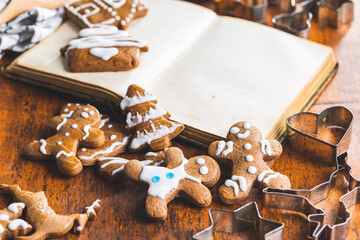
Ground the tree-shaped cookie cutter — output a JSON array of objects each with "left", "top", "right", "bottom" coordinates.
[{"left": 193, "top": 106, "right": 355, "bottom": 239}]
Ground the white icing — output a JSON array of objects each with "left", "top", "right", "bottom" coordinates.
[
  {"left": 0, "top": 214, "right": 9, "bottom": 221},
  {"left": 89, "top": 47, "right": 119, "bottom": 61},
  {"left": 145, "top": 152, "right": 157, "bottom": 157},
  {"left": 263, "top": 172, "right": 280, "bottom": 184},
  {"left": 232, "top": 175, "right": 248, "bottom": 192},
  {"left": 244, "top": 143, "right": 252, "bottom": 150},
  {"left": 79, "top": 26, "right": 118, "bottom": 37},
  {"left": 229, "top": 127, "right": 240, "bottom": 134},
  {"left": 76, "top": 103, "right": 80, "bottom": 106},
  {"left": 246, "top": 155, "right": 254, "bottom": 162},
  {"left": 79, "top": 136, "right": 130, "bottom": 160},
  {"left": 257, "top": 170, "right": 275, "bottom": 181},
  {"left": 56, "top": 151, "right": 75, "bottom": 158},
  {"left": 243, "top": 122, "right": 251, "bottom": 129},
  {"left": 67, "top": 103, "right": 71, "bottom": 106},
  {"left": 110, "top": 135, "right": 117, "bottom": 140},
  {"left": 40, "top": 209, "right": 45, "bottom": 213},
  {"left": 39, "top": 139, "right": 47, "bottom": 154},
  {"left": 0, "top": 224, "right": 4, "bottom": 233},
  {"left": 237, "top": 131, "right": 250, "bottom": 139},
  {"left": 215, "top": 140, "right": 226, "bottom": 155},
  {"left": 89, "top": 110, "right": 95, "bottom": 115},
  {"left": 120, "top": 91, "right": 156, "bottom": 110},
  {"left": 57, "top": 141, "right": 62, "bottom": 145},
  {"left": 85, "top": 199, "right": 101, "bottom": 214},
  {"left": 72, "top": 124, "right": 78, "bottom": 128},
  {"left": 81, "top": 148, "right": 86, "bottom": 151},
  {"left": 61, "top": 111, "right": 74, "bottom": 118},
  {"left": 126, "top": 105, "right": 167, "bottom": 129},
  {"left": 56, "top": 118, "right": 67, "bottom": 130},
  {"left": 112, "top": 166, "right": 125, "bottom": 175},
  {"left": 65, "top": 132, "right": 70, "bottom": 136},
  {"left": 84, "top": 108, "right": 89, "bottom": 111},
  {"left": 247, "top": 166, "right": 257, "bottom": 174},
  {"left": 82, "top": 126, "right": 91, "bottom": 140},
  {"left": 225, "top": 179, "right": 239, "bottom": 196},
  {"left": 8, "top": 219, "right": 29, "bottom": 231},
  {"left": 108, "top": 124, "right": 113, "bottom": 128},
  {"left": 77, "top": 226, "right": 83, "bottom": 231},
  {"left": 81, "top": 112, "right": 89, "bottom": 118},
  {"left": 99, "top": 118, "right": 110, "bottom": 129},
  {"left": 64, "top": 108, "right": 69, "bottom": 112},
  {"left": 99, "top": 157, "right": 129, "bottom": 168},
  {"left": 67, "top": 28, "right": 146, "bottom": 56},
  {"left": 196, "top": 158, "right": 205, "bottom": 165},
  {"left": 199, "top": 166, "right": 208, "bottom": 175},
  {"left": 221, "top": 141, "right": 233, "bottom": 156},
  {"left": 8, "top": 203, "right": 25, "bottom": 213},
  {"left": 139, "top": 158, "right": 201, "bottom": 199},
  {"left": 130, "top": 122, "right": 182, "bottom": 150},
  {"left": 259, "top": 140, "right": 272, "bottom": 156}
]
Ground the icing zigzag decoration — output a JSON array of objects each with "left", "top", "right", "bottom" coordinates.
[
  {"left": 65, "top": 0, "right": 148, "bottom": 30},
  {"left": 121, "top": 84, "right": 185, "bottom": 152}
]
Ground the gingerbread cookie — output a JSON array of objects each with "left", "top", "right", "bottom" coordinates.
[
  {"left": 208, "top": 121, "right": 291, "bottom": 205},
  {"left": 0, "top": 184, "right": 101, "bottom": 240},
  {"left": 65, "top": 0, "right": 148, "bottom": 30},
  {"left": 23, "top": 105, "right": 105, "bottom": 176},
  {"left": 121, "top": 84, "right": 184, "bottom": 152},
  {"left": 60, "top": 26, "right": 148, "bottom": 72},
  {"left": 97, "top": 150, "right": 164, "bottom": 182},
  {"left": 124, "top": 147, "right": 220, "bottom": 221},
  {"left": 0, "top": 203, "right": 32, "bottom": 239},
  {"left": 78, "top": 114, "right": 130, "bottom": 166}
]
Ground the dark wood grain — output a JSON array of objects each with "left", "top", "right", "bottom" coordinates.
[{"left": 0, "top": 1, "right": 359, "bottom": 239}]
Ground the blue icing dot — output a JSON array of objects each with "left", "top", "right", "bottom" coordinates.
[
  {"left": 166, "top": 172, "right": 174, "bottom": 179},
  {"left": 152, "top": 176, "right": 160, "bottom": 183}
]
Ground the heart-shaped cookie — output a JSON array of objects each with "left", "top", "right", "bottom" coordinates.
[
  {"left": 286, "top": 106, "right": 353, "bottom": 165},
  {"left": 272, "top": 11, "right": 312, "bottom": 39}
]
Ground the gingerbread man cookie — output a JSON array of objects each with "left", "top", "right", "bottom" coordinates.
[
  {"left": 65, "top": 0, "right": 148, "bottom": 30},
  {"left": 121, "top": 84, "right": 184, "bottom": 152},
  {"left": 208, "top": 121, "right": 291, "bottom": 205},
  {"left": 0, "top": 203, "right": 32, "bottom": 240},
  {"left": 0, "top": 184, "right": 101, "bottom": 240},
  {"left": 124, "top": 147, "right": 220, "bottom": 221},
  {"left": 23, "top": 105, "right": 105, "bottom": 176},
  {"left": 98, "top": 150, "right": 164, "bottom": 183}
]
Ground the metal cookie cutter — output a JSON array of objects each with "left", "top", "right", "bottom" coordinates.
[
  {"left": 263, "top": 153, "right": 353, "bottom": 240},
  {"left": 277, "top": 0, "right": 317, "bottom": 13},
  {"left": 192, "top": 202, "right": 284, "bottom": 240},
  {"left": 317, "top": 0, "right": 354, "bottom": 28},
  {"left": 286, "top": 106, "right": 353, "bottom": 166},
  {"left": 233, "top": 0, "right": 267, "bottom": 23},
  {"left": 272, "top": 10, "right": 313, "bottom": 38}
]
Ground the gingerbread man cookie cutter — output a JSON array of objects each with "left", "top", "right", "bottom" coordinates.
[
  {"left": 192, "top": 202, "right": 284, "bottom": 240},
  {"left": 272, "top": 10, "right": 313, "bottom": 38},
  {"left": 316, "top": 0, "right": 354, "bottom": 28}
]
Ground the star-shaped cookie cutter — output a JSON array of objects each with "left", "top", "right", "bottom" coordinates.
[
  {"left": 192, "top": 202, "right": 284, "bottom": 240},
  {"left": 317, "top": 0, "right": 354, "bottom": 28}
]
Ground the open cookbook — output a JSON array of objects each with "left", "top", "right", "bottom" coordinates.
[{"left": 2, "top": 0, "right": 337, "bottom": 147}]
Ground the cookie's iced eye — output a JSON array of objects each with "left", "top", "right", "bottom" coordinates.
[
  {"left": 152, "top": 176, "right": 160, "bottom": 183},
  {"left": 166, "top": 172, "right": 174, "bottom": 179}
]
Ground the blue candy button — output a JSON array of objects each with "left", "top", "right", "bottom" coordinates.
[
  {"left": 166, "top": 172, "right": 174, "bottom": 179},
  {"left": 152, "top": 176, "right": 160, "bottom": 183}
]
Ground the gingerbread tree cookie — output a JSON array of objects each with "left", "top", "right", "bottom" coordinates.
[
  {"left": 124, "top": 147, "right": 220, "bottom": 221},
  {"left": 98, "top": 150, "right": 165, "bottom": 183},
  {"left": 23, "top": 105, "right": 105, "bottom": 176},
  {"left": 65, "top": 0, "right": 148, "bottom": 30},
  {"left": 208, "top": 121, "right": 291, "bottom": 205},
  {"left": 0, "top": 203, "right": 32, "bottom": 239},
  {"left": 121, "top": 84, "right": 184, "bottom": 152},
  {"left": 0, "top": 184, "right": 101, "bottom": 240}
]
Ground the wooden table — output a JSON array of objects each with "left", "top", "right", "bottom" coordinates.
[{"left": 0, "top": 1, "right": 359, "bottom": 239}]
